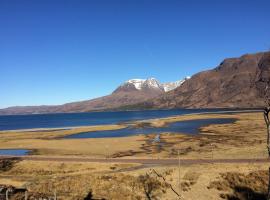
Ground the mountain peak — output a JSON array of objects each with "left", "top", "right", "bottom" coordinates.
[
  {"left": 125, "top": 79, "right": 146, "bottom": 90},
  {"left": 114, "top": 77, "right": 189, "bottom": 94},
  {"left": 143, "top": 78, "right": 163, "bottom": 90},
  {"left": 115, "top": 77, "right": 162, "bottom": 93}
]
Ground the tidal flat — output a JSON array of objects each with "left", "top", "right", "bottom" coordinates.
[{"left": 0, "top": 111, "right": 266, "bottom": 159}]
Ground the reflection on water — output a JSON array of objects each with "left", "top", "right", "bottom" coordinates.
[
  {"left": 65, "top": 118, "right": 235, "bottom": 139},
  {"left": 0, "top": 149, "right": 29, "bottom": 156}
]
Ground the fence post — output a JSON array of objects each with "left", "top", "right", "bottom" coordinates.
[
  {"left": 264, "top": 107, "right": 270, "bottom": 200},
  {"left": 24, "top": 190, "right": 28, "bottom": 200},
  {"left": 178, "top": 148, "right": 181, "bottom": 200},
  {"left": 54, "top": 189, "right": 57, "bottom": 200},
  {"left": 5, "top": 189, "right": 8, "bottom": 200}
]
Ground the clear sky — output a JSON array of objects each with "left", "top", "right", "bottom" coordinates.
[{"left": 0, "top": 0, "right": 269, "bottom": 108}]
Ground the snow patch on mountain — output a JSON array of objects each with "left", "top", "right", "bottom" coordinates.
[
  {"left": 121, "top": 77, "right": 190, "bottom": 92},
  {"left": 142, "top": 78, "right": 163, "bottom": 90},
  {"left": 162, "top": 76, "right": 190, "bottom": 92},
  {"left": 125, "top": 79, "right": 146, "bottom": 90}
]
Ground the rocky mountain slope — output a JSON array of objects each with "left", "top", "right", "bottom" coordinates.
[
  {"left": 132, "top": 51, "right": 270, "bottom": 109},
  {"left": 0, "top": 78, "right": 188, "bottom": 115}
]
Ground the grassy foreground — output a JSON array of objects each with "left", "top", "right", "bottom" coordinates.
[
  {"left": 0, "top": 111, "right": 269, "bottom": 199},
  {"left": 0, "top": 159, "right": 268, "bottom": 200}
]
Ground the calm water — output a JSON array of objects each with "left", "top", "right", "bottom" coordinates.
[
  {"left": 65, "top": 118, "right": 235, "bottom": 138},
  {"left": 0, "top": 108, "right": 251, "bottom": 131},
  {"left": 0, "top": 149, "right": 29, "bottom": 156}
]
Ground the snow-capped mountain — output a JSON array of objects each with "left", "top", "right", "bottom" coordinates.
[
  {"left": 120, "top": 78, "right": 163, "bottom": 91},
  {"left": 116, "top": 77, "right": 190, "bottom": 93},
  {"left": 115, "top": 78, "right": 163, "bottom": 93},
  {"left": 142, "top": 78, "right": 164, "bottom": 90},
  {"left": 0, "top": 76, "right": 190, "bottom": 115},
  {"left": 125, "top": 79, "right": 146, "bottom": 90}
]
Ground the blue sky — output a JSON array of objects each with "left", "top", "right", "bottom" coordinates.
[{"left": 0, "top": 0, "right": 269, "bottom": 108}]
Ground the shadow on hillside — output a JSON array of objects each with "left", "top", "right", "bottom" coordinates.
[
  {"left": 209, "top": 170, "right": 268, "bottom": 200},
  {"left": 225, "top": 186, "right": 267, "bottom": 200},
  {"left": 0, "top": 157, "right": 21, "bottom": 172},
  {"left": 84, "top": 191, "right": 106, "bottom": 200}
]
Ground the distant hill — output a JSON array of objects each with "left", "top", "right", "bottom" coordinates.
[
  {"left": 0, "top": 77, "right": 188, "bottom": 115},
  {"left": 130, "top": 51, "right": 270, "bottom": 109}
]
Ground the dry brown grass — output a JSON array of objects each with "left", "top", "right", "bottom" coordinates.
[
  {"left": 0, "top": 159, "right": 269, "bottom": 200},
  {"left": 0, "top": 160, "right": 166, "bottom": 200},
  {"left": 209, "top": 170, "right": 268, "bottom": 200}
]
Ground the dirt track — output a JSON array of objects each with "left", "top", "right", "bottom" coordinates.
[{"left": 1, "top": 155, "right": 269, "bottom": 166}]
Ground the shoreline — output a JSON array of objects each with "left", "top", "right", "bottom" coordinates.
[
  {"left": 0, "top": 109, "right": 260, "bottom": 132},
  {"left": 0, "top": 112, "right": 240, "bottom": 140}
]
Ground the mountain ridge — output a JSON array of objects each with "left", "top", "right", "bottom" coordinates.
[
  {"left": 0, "top": 77, "right": 188, "bottom": 115},
  {"left": 128, "top": 51, "right": 270, "bottom": 109}
]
